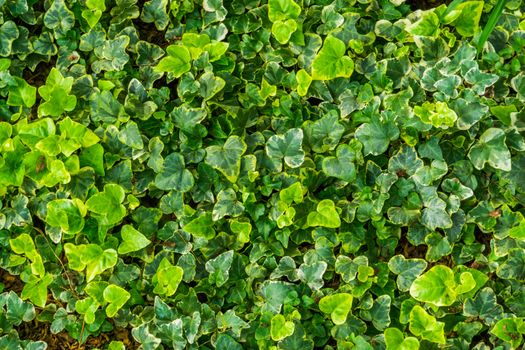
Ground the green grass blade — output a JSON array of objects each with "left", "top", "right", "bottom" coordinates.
[{"left": 477, "top": 0, "right": 506, "bottom": 54}]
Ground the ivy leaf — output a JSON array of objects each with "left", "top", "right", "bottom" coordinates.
[
  {"left": 322, "top": 144, "right": 359, "bottom": 182},
  {"left": 64, "top": 243, "right": 118, "bottom": 282},
  {"left": 206, "top": 135, "right": 247, "bottom": 182},
  {"left": 497, "top": 248, "right": 525, "bottom": 282},
  {"left": 306, "top": 199, "right": 341, "bottom": 228},
  {"left": 319, "top": 293, "right": 353, "bottom": 325},
  {"left": 270, "top": 314, "right": 295, "bottom": 341},
  {"left": 468, "top": 128, "right": 511, "bottom": 171},
  {"left": 384, "top": 328, "right": 420, "bottom": 350},
  {"left": 92, "top": 36, "right": 130, "bottom": 73},
  {"left": 311, "top": 36, "right": 354, "bottom": 80},
  {"left": 0, "top": 21, "right": 19, "bottom": 57},
  {"left": 37, "top": 68, "right": 77, "bottom": 117},
  {"left": 141, "top": 0, "right": 169, "bottom": 31},
  {"left": 268, "top": 0, "right": 301, "bottom": 22},
  {"left": 3, "top": 291, "right": 35, "bottom": 326},
  {"left": 155, "top": 45, "right": 191, "bottom": 77},
  {"left": 409, "top": 265, "right": 457, "bottom": 306},
  {"left": 43, "top": 0, "right": 75, "bottom": 32},
  {"left": 296, "top": 69, "right": 312, "bottom": 96},
  {"left": 388, "top": 255, "right": 427, "bottom": 292},
  {"left": 118, "top": 225, "right": 151, "bottom": 254},
  {"left": 46, "top": 199, "right": 85, "bottom": 235},
  {"left": 272, "top": 19, "right": 297, "bottom": 44},
  {"left": 184, "top": 213, "right": 215, "bottom": 240},
  {"left": 7, "top": 77, "right": 36, "bottom": 108},
  {"left": 212, "top": 188, "right": 244, "bottom": 221},
  {"left": 266, "top": 128, "right": 305, "bottom": 168},
  {"left": 86, "top": 184, "right": 127, "bottom": 226},
  {"left": 414, "top": 101, "right": 457, "bottom": 129},
  {"left": 205, "top": 250, "right": 234, "bottom": 287},
  {"left": 409, "top": 305, "right": 445, "bottom": 344},
  {"left": 154, "top": 153, "right": 194, "bottom": 192},
  {"left": 463, "top": 287, "right": 504, "bottom": 325},
  {"left": 356, "top": 114, "right": 399, "bottom": 156},
  {"left": 152, "top": 258, "right": 184, "bottom": 297},
  {"left": 490, "top": 318, "right": 524, "bottom": 349},
  {"left": 103, "top": 284, "right": 130, "bottom": 318}
]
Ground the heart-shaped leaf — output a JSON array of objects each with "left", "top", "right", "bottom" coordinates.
[
  {"left": 388, "top": 255, "right": 428, "bottom": 292},
  {"left": 311, "top": 36, "right": 354, "bottom": 80},
  {"left": 410, "top": 265, "right": 457, "bottom": 306},
  {"left": 306, "top": 199, "right": 341, "bottom": 228},
  {"left": 468, "top": 128, "right": 511, "bottom": 171},
  {"left": 266, "top": 128, "right": 305, "bottom": 169},
  {"left": 270, "top": 314, "right": 295, "bottom": 341},
  {"left": 206, "top": 135, "right": 247, "bottom": 182},
  {"left": 118, "top": 225, "right": 151, "bottom": 254},
  {"left": 319, "top": 293, "right": 353, "bottom": 325},
  {"left": 409, "top": 305, "right": 445, "bottom": 344},
  {"left": 103, "top": 284, "right": 130, "bottom": 317},
  {"left": 154, "top": 153, "right": 194, "bottom": 192}
]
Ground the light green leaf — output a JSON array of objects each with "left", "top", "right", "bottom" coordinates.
[
  {"left": 388, "top": 255, "right": 427, "bottom": 292},
  {"left": 311, "top": 36, "right": 353, "bottom": 80},
  {"left": 86, "top": 184, "right": 126, "bottom": 226},
  {"left": 270, "top": 314, "right": 295, "bottom": 341},
  {"left": 153, "top": 258, "right": 184, "bottom": 297},
  {"left": 46, "top": 199, "right": 85, "bottom": 235},
  {"left": 184, "top": 213, "right": 215, "bottom": 240},
  {"left": 414, "top": 101, "right": 457, "bottom": 129},
  {"left": 7, "top": 77, "right": 36, "bottom": 108},
  {"left": 307, "top": 199, "right": 341, "bottom": 228},
  {"left": 409, "top": 305, "right": 445, "bottom": 344},
  {"left": 155, "top": 153, "right": 194, "bottom": 192},
  {"left": 205, "top": 135, "right": 247, "bottom": 182},
  {"left": 118, "top": 225, "right": 151, "bottom": 254},
  {"left": 155, "top": 45, "right": 191, "bottom": 77},
  {"left": 272, "top": 19, "right": 297, "bottom": 44},
  {"left": 205, "top": 250, "right": 234, "bottom": 287},
  {"left": 356, "top": 114, "right": 399, "bottom": 156},
  {"left": 385, "top": 328, "right": 420, "bottom": 350},
  {"left": 212, "top": 188, "right": 244, "bottom": 221},
  {"left": 64, "top": 243, "right": 118, "bottom": 282},
  {"left": 103, "top": 284, "right": 130, "bottom": 317},
  {"left": 490, "top": 318, "right": 524, "bottom": 348},
  {"left": 268, "top": 0, "right": 301, "bottom": 22},
  {"left": 266, "top": 128, "right": 305, "bottom": 168},
  {"left": 468, "top": 128, "right": 511, "bottom": 171},
  {"left": 296, "top": 69, "right": 312, "bottom": 96},
  {"left": 44, "top": 0, "right": 75, "bottom": 32},
  {"left": 409, "top": 265, "right": 457, "bottom": 306},
  {"left": 319, "top": 293, "right": 353, "bottom": 325}
]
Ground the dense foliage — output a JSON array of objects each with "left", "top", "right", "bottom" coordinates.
[{"left": 1, "top": 0, "right": 525, "bottom": 349}]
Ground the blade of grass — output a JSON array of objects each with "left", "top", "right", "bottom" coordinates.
[{"left": 477, "top": 0, "right": 506, "bottom": 54}]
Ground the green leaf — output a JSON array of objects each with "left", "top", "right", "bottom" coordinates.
[
  {"left": 268, "top": 0, "right": 301, "bottom": 22},
  {"left": 21, "top": 274, "right": 53, "bottom": 308},
  {"left": 296, "top": 69, "right": 312, "bottom": 96},
  {"left": 155, "top": 45, "right": 191, "bottom": 77},
  {"left": 92, "top": 36, "right": 130, "bottom": 73},
  {"left": 37, "top": 68, "right": 77, "bottom": 117},
  {"left": 9, "top": 233, "right": 35, "bottom": 255},
  {"left": 491, "top": 318, "right": 524, "bottom": 348},
  {"left": 86, "top": 184, "right": 127, "bottom": 226},
  {"left": 154, "top": 153, "right": 194, "bottom": 192},
  {"left": 43, "top": 0, "right": 75, "bottom": 32},
  {"left": 408, "top": 10, "right": 440, "bottom": 37},
  {"left": 463, "top": 287, "right": 504, "bottom": 325},
  {"left": 152, "top": 258, "right": 184, "bottom": 297},
  {"left": 64, "top": 243, "right": 118, "bottom": 282},
  {"left": 388, "top": 255, "right": 427, "bottom": 292},
  {"left": 319, "top": 293, "right": 353, "bottom": 325},
  {"left": 46, "top": 199, "right": 85, "bottom": 235},
  {"left": 409, "top": 305, "right": 445, "bottom": 344},
  {"left": 118, "top": 225, "right": 151, "bottom": 254},
  {"left": 3, "top": 291, "right": 35, "bottom": 326},
  {"left": 205, "top": 135, "right": 247, "bottom": 182},
  {"left": 266, "top": 128, "right": 305, "bottom": 168},
  {"left": 272, "top": 19, "right": 297, "bottom": 44},
  {"left": 212, "top": 188, "right": 244, "bottom": 221},
  {"left": 497, "top": 248, "right": 525, "bottom": 282},
  {"left": 355, "top": 114, "right": 399, "bottom": 156},
  {"left": 103, "top": 284, "right": 130, "bottom": 317},
  {"left": 384, "top": 328, "right": 420, "bottom": 350},
  {"left": 409, "top": 265, "right": 457, "bottom": 306},
  {"left": 270, "top": 314, "right": 295, "bottom": 341},
  {"left": 306, "top": 199, "right": 341, "bottom": 228},
  {"left": 0, "top": 21, "right": 19, "bottom": 57},
  {"left": 414, "top": 101, "right": 457, "bottom": 129},
  {"left": 311, "top": 36, "right": 354, "bottom": 80},
  {"left": 446, "top": 1, "right": 483, "bottom": 37},
  {"left": 322, "top": 144, "right": 359, "bottom": 182},
  {"left": 205, "top": 250, "right": 234, "bottom": 287},
  {"left": 7, "top": 77, "right": 36, "bottom": 108},
  {"left": 468, "top": 128, "right": 511, "bottom": 171},
  {"left": 184, "top": 213, "right": 215, "bottom": 240},
  {"left": 141, "top": 0, "right": 169, "bottom": 31}
]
